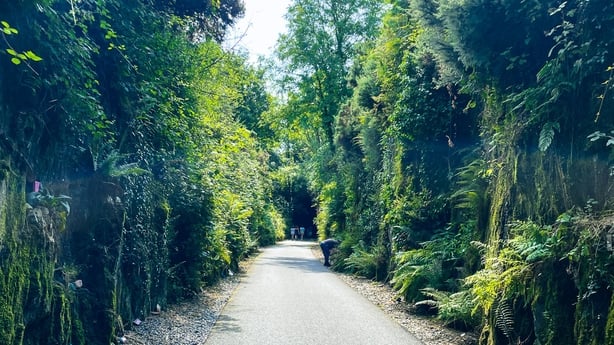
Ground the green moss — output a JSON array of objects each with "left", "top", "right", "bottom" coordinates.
[
  {"left": 0, "top": 172, "right": 28, "bottom": 345},
  {"left": 604, "top": 296, "right": 614, "bottom": 345},
  {"left": 485, "top": 150, "right": 515, "bottom": 254},
  {"left": 0, "top": 181, "right": 6, "bottom": 242},
  {"left": 541, "top": 264, "right": 576, "bottom": 345},
  {"left": 473, "top": 77, "right": 614, "bottom": 344},
  {"left": 0, "top": 163, "right": 81, "bottom": 345},
  {"left": 0, "top": 303, "right": 16, "bottom": 342}
]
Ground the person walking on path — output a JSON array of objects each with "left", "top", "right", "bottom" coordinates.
[
  {"left": 319, "top": 238, "right": 339, "bottom": 267},
  {"left": 299, "top": 226, "right": 305, "bottom": 240}
]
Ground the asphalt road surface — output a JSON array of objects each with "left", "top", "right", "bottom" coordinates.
[{"left": 205, "top": 240, "right": 423, "bottom": 345}]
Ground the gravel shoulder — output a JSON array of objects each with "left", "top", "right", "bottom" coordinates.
[
  {"left": 125, "top": 245, "right": 477, "bottom": 345},
  {"left": 334, "top": 273, "right": 477, "bottom": 345}
]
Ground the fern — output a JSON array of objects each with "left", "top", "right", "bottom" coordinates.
[
  {"left": 27, "top": 188, "right": 72, "bottom": 216},
  {"left": 494, "top": 298, "right": 515, "bottom": 340},
  {"left": 466, "top": 245, "right": 532, "bottom": 317},
  {"left": 344, "top": 242, "right": 380, "bottom": 279},
  {"left": 465, "top": 221, "right": 563, "bottom": 341},
  {"left": 538, "top": 122, "right": 560, "bottom": 152},
  {"left": 419, "top": 288, "right": 478, "bottom": 329},
  {"left": 451, "top": 157, "right": 490, "bottom": 213},
  {"left": 96, "top": 151, "right": 151, "bottom": 177},
  {"left": 391, "top": 249, "right": 431, "bottom": 301},
  {"left": 507, "top": 221, "right": 557, "bottom": 263}
]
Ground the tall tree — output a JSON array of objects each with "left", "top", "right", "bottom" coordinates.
[
  {"left": 276, "top": 0, "right": 382, "bottom": 144},
  {"left": 151, "top": 0, "right": 245, "bottom": 41}
]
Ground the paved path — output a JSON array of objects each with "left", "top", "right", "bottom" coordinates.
[{"left": 205, "top": 240, "right": 423, "bottom": 345}]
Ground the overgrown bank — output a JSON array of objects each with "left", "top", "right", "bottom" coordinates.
[
  {"left": 0, "top": 1, "right": 285, "bottom": 344},
  {"left": 271, "top": 1, "right": 614, "bottom": 345}
]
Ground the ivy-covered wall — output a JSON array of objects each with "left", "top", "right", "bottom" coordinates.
[{"left": 0, "top": 0, "right": 282, "bottom": 343}]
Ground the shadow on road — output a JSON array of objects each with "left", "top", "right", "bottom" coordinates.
[
  {"left": 208, "top": 314, "right": 242, "bottom": 333},
  {"left": 263, "top": 256, "right": 328, "bottom": 274}
]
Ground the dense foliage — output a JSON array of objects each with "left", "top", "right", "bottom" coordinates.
[
  {"left": 273, "top": 0, "right": 614, "bottom": 344},
  {"left": 0, "top": 0, "right": 285, "bottom": 344},
  {"left": 2, "top": 0, "right": 614, "bottom": 344}
]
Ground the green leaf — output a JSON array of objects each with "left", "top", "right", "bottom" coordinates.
[
  {"left": 1, "top": 22, "right": 17, "bottom": 34},
  {"left": 6, "top": 48, "right": 17, "bottom": 56},
  {"left": 104, "top": 30, "right": 117, "bottom": 39},
  {"left": 25, "top": 50, "right": 42, "bottom": 61},
  {"left": 10, "top": 57, "right": 21, "bottom": 65},
  {"left": 538, "top": 122, "right": 560, "bottom": 152}
]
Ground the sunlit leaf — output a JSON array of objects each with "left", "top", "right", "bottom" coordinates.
[{"left": 25, "top": 50, "right": 43, "bottom": 61}]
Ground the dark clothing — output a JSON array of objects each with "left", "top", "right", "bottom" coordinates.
[{"left": 320, "top": 239, "right": 339, "bottom": 266}]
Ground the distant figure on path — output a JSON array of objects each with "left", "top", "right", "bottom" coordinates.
[
  {"left": 299, "top": 226, "right": 305, "bottom": 240},
  {"left": 319, "top": 238, "right": 340, "bottom": 267},
  {"left": 290, "top": 227, "right": 297, "bottom": 240}
]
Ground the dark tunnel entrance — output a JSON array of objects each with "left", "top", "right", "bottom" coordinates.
[{"left": 284, "top": 175, "right": 318, "bottom": 240}]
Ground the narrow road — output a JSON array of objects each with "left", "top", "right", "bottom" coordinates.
[{"left": 205, "top": 240, "right": 423, "bottom": 345}]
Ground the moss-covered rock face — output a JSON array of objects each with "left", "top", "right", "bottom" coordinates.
[
  {"left": 0, "top": 163, "right": 61, "bottom": 344},
  {"left": 0, "top": 158, "right": 88, "bottom": 345},
  {"left": 47, "top": 175, "right": 172, "bottom": 345},
  {"left": 0, "top": 164, "right": 28, "bottom": 345},
  {"left": 0, "top": 158, "right": 207, "bottom": 345}
]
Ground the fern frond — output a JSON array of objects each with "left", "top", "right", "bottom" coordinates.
[
  {"left": 96, "top": 151, "right": 151, "bottom": 177},
  {"left": 344, "top": 245, "right": 377, "bottom": 278},
  {"left": 109, "top": 163, "right": 151, "bottom": 177},
  {"left": 494, "top": 298, "right": 515, "bottom": 339},
  {"left": 538, "top": 122, "right": 560, "bottom": 152},
  {"left": 420, "top": 288, "right": 478, "bottom": 328}
]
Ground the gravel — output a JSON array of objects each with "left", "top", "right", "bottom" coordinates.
[
  {"left": 124, "top": 276, "right": 241, "bottom": 345},
  {"left": 125, "top": 247, "right": 478, "bottom": 345},
  {"left": 334, "top": 274, "right": 477, "bottom": 345}
]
